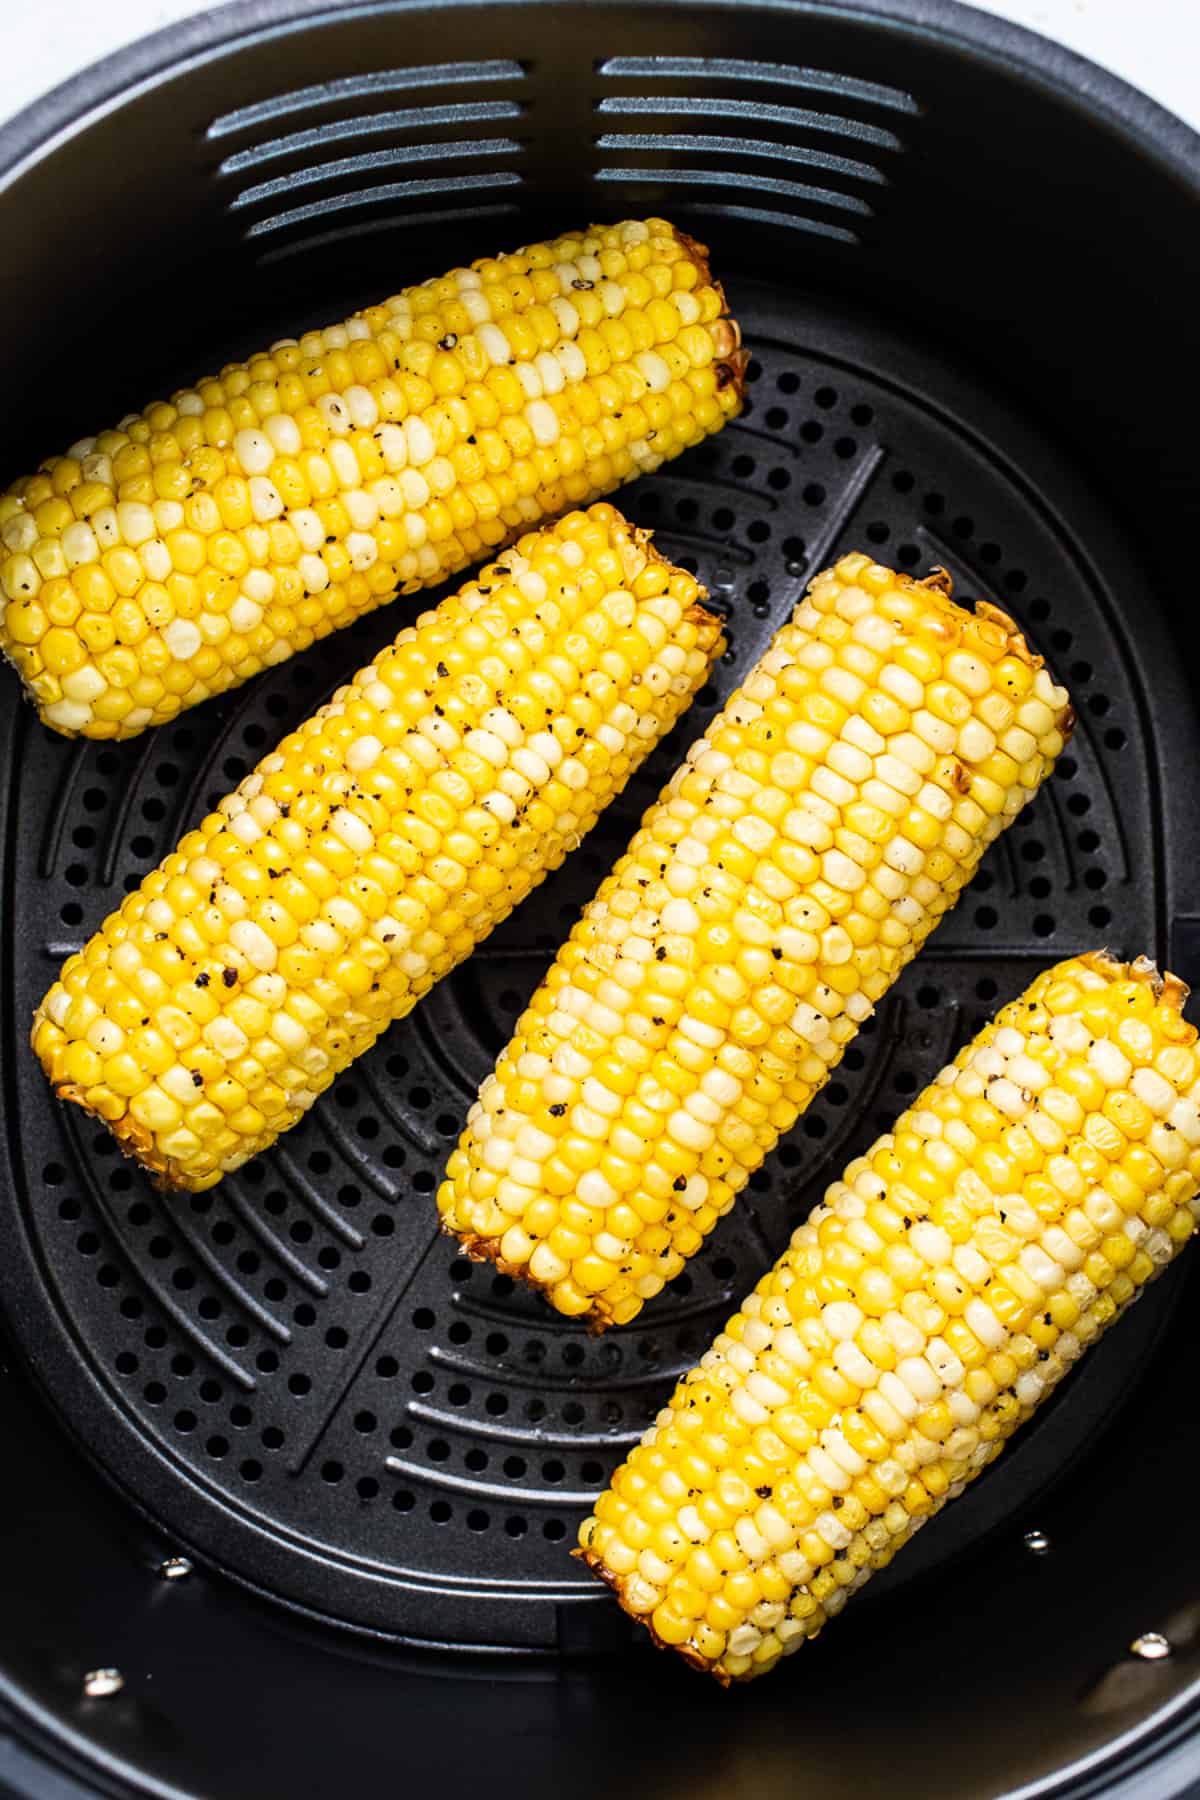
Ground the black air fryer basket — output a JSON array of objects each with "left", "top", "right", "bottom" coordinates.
[{"left": 1, "top": 1, "right": 1199, "bottom": 1794}]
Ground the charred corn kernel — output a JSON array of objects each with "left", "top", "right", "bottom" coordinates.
[
  {"left": 578, "top": 953, "right": 1200, "bottom": 1682},
  {"left": 2, "top": 221, "right": 744, "bottom": 739},
  {"left": 440, "top": 557, "right": 1073, "bottom": 1325},
  {"left": 31, "top": 508, "right": 721, "bottom": 1188}
]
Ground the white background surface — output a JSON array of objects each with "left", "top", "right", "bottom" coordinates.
[{"left": 0, "top": 0, "right": 1197, "bottom": 138}]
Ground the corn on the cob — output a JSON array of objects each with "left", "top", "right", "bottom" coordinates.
[
  {"left": 31, "top": 506, "right": 722, "bottom": 1190},
  {"left": 0, "top": 219, "right": 743, "bottom": 741},
  {"left": 438, "top": 554, "right": 1073, "bottom": 1325},
  {"left": 578, "top": 952, "right": 1200, "bottom": 1682}
]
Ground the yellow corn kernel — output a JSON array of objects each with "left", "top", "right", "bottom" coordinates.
[
  {"left": 1, "top": 221, "right": 744, "bottom": 739},
  {"left": 440, "top": 555, "right": 1073, "bottom": 1326},
  {"left": 32, "top": 507, "right": 721, "bottom": 1188},
  {"left": 577, "top": 952, "right": 1200, "bottom": 1683}
]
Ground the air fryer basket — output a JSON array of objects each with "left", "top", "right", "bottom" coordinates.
[{"left": 1, "top": 1, "right": 1199, "bottom": 1794}]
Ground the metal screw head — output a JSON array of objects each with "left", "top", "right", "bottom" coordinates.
[
  {"left": 1130, "top": 1633, "right": 1171, "bottom": 1661},
  {"left": 1023, "top": 1529, "right": 1052, "bottom": 1555},
  {"left": 158, "top": 1556, "right": 193, "bottom": 1581},
  {"left": 83, "top": 1668, "right": 124, "bottom": 1699}
]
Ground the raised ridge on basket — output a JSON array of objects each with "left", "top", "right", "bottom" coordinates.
[
  {"left": 228, "top": 139, "right": 525, "bottom": 213},
  {"left": 593, "top": 61, "right": 912, "bottom": 246},
  {"left": 217, "top": 100, "right": 523, "bottom": 177},
  {"left": 243, "top": 171, "right": 524, "bottom": 240},
  {"left": 596, "top": 129, "right": 887, "bottom": 187},
  {"left": 593, "top": 165, "right": 873, "bottom": 219},
  {"left": 207, "top": 59, "right": 527, "bottom": 138},
  {"left": 596, "top": 91, "right": 906, "bottom": 152},
  {"left": 596, "top": 54, "right": 919, "bottom": 115},
  {"left": 592, "top": 182, "right": 864, "bottom": 247}
]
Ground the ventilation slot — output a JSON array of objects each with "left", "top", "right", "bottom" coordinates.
[
  {"left": 208, "top": 61, "right": 527, "bottom": 138},
  {"left": 210, "top": 61, "right": 527, "bottom": 253},
  {"left": 594, "top": 56, "right": 916, "bottom": 245}
]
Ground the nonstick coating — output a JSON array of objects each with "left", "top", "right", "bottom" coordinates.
[
  {"left": 0, "top": 279, "right": 1191, "bottom": 1650},
  {"left": 1, "top": 2, "right": 1199, "bottom": 1797}
]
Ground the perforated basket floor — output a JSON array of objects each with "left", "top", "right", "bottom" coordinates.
[{"left": 1, "top": 281, "right": 1196, "bottom": 1652}]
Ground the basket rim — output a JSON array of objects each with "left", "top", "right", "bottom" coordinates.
[
  {"left": 0, "top": 3, "right": 1198, "bottom": 1798},
  {"left": 0, "top": 0, "right": 1197, "bottom": 197}
]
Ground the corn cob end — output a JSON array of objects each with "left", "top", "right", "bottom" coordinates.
[
  {"left": 670, "top": 227, "right": 749, "bottom": 403},
  {"left": 573, "top": 1541, "right": 734, "bottom": 1680},
  {"left": 1079, "top": 947, "right": 1190, "bottom": 1011},
  {"left": 914, "top": 572, "right": 1075, "bottom": 743},
  {"left": 47, "top": 1074, "right": 216, "bottom": 1191},
  {"left": 443, "top": 1220, "right": 626, "bottom": 1329}
]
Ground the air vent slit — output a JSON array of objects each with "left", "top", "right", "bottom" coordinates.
[
  {"left": 230, "top": 141, "right": 525, "bottom": 211},
  {"left": 595, "top": 130, "right": 887, "bottom": 186},
  {"left": 254, "top": 203, "right": 522, "bottom": 266},
  {"left": 209, "top": 61, "right": 527, "bottom": 139},
  {"left": 594, "top": 164, "right": 871, "bottom": 218},
  {"left": 596, "top": 94, "right": 904, "bottom": 152},
  {"left": 218, "top": 101, "right": 523, "bottom": 175},
  {"left": 246, "top": 172, "right": 522, "bottom": 240},
  {"left": 595, "top": 55, "right": 919, "bottom": 115},
  {"left": 591, "top": 191, "right": 862, "bottom": 247}
]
